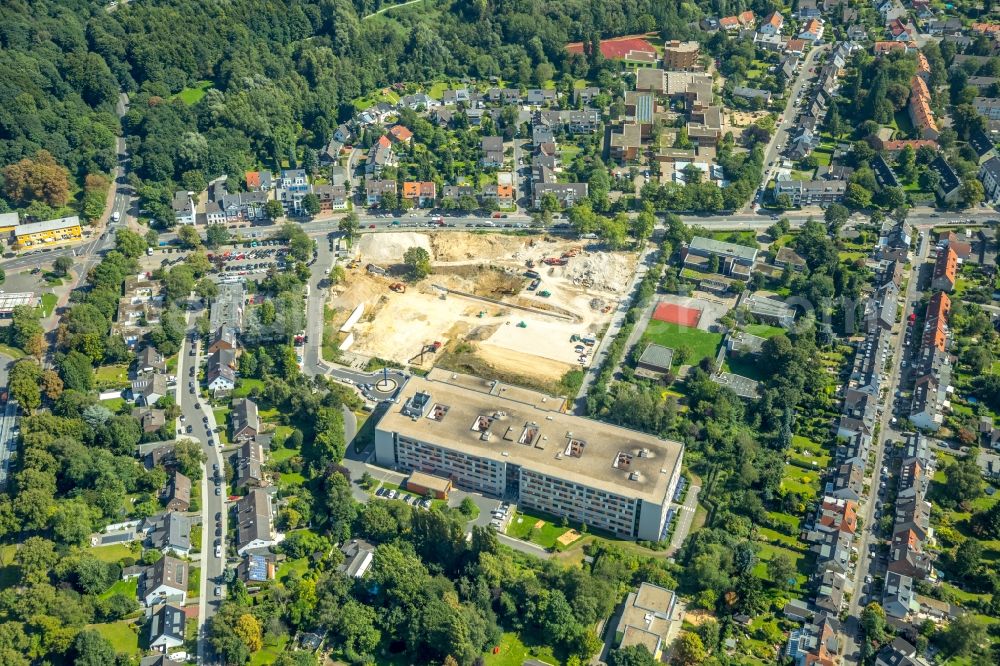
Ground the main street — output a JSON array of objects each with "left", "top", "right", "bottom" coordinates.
[
  {"left": 177, "top": 313, "right": 227, "bottom": 666},
  {"left": 843, "top": 231, "right": 930, "bottom": 661}
]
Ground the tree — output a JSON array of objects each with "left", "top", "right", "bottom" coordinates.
[
  {"left": 959, "top": 179, "right": 985, "bottom": 208},
  {"left": 52, "top": 255, "right": 73, "bottom": 277},
  {"left": 70, "top": 629, "right": 116, "bottom": 666},
  {"left": 845, "top": 183, "right": 872, "bottom": 209},
  {"left": 939, "top": 614, "right": 988, "bottom": 658},
  {"left": 177, "top": 224, "right": 202, "bottom": 249},
  {"left": 608, "top": 645, "right": 656, "bottom": 666},
  {"left": 234, "top": 613, "right": 263, "bottom": 652},
  {"left": 941, "top": 455, "right": 984, "bottom": 507},
  {"left": 403, "top": 246, "right": 432, "bottom": 280},
  {"left": 671, "top": 632, "right": 706, "bottom": 666},
  {"left": 339, "top": 211, "right": 360, "bottom": 238},
  {"left": 302, "top": 192, "right": 321, "bottom": 217},
  {"left": 861, "top": 602, "right": 889, "bottom": 644},
  {"left": 9, "top": 360, "right": 42, "bottom": 413},
  {"left": 41, "top": 369, "right": 63, "bottom": 401},
  {"left": 2, "top": 150, "right": 70, "bottom": 207},
  {"left": 824, "top": 203, "right": 850, "bottom": 233},
  {"left": 115, "top": 229, "right": 147, "bottom": 259},
  {"left": 919, "top": 168, "right": 941, "bottom": 192},
  {"left": 265, "top": 200, "right": 285, "bottom": 221},
  {"left": 205, "top": 224, "right": 230, "bottom": 249},
  {"left": 897, "top": 145, "right": 917, "bottom": 180},
  {"left": 971, "top": 501, "right": 1000, "bottom": 539},
  {"left": 766, "top": 552, "right": 795, "bottom": 589},
  {"left": 952, "top": 538, "right": 984, "bottom": 580}
]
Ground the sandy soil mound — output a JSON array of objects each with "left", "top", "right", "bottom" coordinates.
[
  {"left": 357, "top": 232, "right": 432, "bottom": 264},
  {"left": 430, "top": 232, "right": 532, "bottom": 262},
  {"left": 564, "top": 252, "right": 635, "bottom": 293}
]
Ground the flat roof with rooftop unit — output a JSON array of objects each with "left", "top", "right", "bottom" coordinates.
[{"left": 375, "top": 373, "right": 684, "bottom": 540}]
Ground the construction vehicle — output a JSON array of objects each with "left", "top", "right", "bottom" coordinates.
[
  {"left": 528, "top": 278, "right": 541, "bottom": 291},
  {"left": 408, "top": 341, "right": 443, "bottom": 365},
  {"left": 538, "top": 290, "right": 551, "bottom": 297},
  {"left": 477, "top": 310, "right": 486, "bottom": 318},
  {"left": 542, "top": 257, "right": 567, "bottom": 266},
  {"left": 389, "top": 283, "right": 406, "bottom": 293},
  {"left": 524, "top": 269, "right": 540, "bottom": 279},
  {"left": 570, "top": 334, "right": 580, "bottom": 342},
  {"left": 517, "top": 321, "right": 527, "bottom": 328}
]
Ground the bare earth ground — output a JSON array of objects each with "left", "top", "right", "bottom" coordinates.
[{"left": 329, "top": 232, "right": 638, "bottom": 387}]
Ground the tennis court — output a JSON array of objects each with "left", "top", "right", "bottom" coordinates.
[{"left": 653, "top": 302, "right": 703, "bottom": 328}]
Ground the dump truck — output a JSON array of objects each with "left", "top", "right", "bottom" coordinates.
[
  {"left": 524, "top": 269, "right": 541, "bottom": 279},
  {"left": 389, "top": 283, "right": 406, "bottom": 293},
  {"left": 528, "top": 278, "right": 541, "bottom": 291},
  {"left": 542, "top": 257, "right": 567, "bottom": 266},
  {"left": 538, "top": 290, "right": 551, "bottom": 297}
]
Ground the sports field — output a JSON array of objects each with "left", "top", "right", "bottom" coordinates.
[{"left": 640, "top": 320, "right": 722, "bottom": 367}]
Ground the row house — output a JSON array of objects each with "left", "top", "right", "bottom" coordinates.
[
  {"left": 402, "top": 181, "right": 436, "bottom": 207},
  {"left": 366, "top": 179, "right": 397, "bottom": 206}
]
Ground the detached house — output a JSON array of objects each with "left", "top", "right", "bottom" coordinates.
[
  {"left": 137, "top": 346, "right": 166, "bottom": 374},
  {"left": 481, "top": 136, "right": 504, "bottom": 168},
  {"left": 172, "top": 191, "right": 195, "bottom": 226},
  {"left": 366, "top": 135, "right": 395, "bottom": 176},
  {"left": 142, "top": 555, "right": 188, "bottom": 607},
  {"left": 131, "top": 373, "right": 167, "bottom": 407},
  {"left": 164, "top": 471, "right": 191, "bottom": 512},
  {"left": 402, "top": 181, "right": 436, "bottom": 207},
  {"left": 149, "top": 604, "right": 186, "bottom": 651},
  {"left": 759, "top": 12, "right": 783, "bottom": 36},
  {"left": 232, "top": 398, "right": 260, "bottom": 443},
  {"left": 235, "top": 488, "right": 278, "bottom": 555},
  {"left": 366, "top": 179, "right": 397, "bottom": 206}
]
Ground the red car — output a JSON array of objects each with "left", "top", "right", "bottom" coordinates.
[{"left": 369, "top": 224, "right": 376, "bottom": 228}]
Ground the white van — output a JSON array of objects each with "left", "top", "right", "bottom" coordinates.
[{"left": 215, "top": 545, "right": 222, "bottom": 559}]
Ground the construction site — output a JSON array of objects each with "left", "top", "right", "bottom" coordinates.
[{"left": 328, "top": 231, "right": 639, "bottom": 393}]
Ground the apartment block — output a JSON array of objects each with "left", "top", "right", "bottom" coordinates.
[
  {"left": 373, "top": 374, "right": 684, "bottom": 541},
  {"left": 662, "top": 41, "right": 700, "bottom": 70},
  {"left": 13, "top": 215, "right": 83, "bottom": 250}
]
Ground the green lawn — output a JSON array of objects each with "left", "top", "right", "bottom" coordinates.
[
  {"left": 89, "top": 543, "right": 138, "bottom": 563},
  {"left": 100, "top": 578, "right": 139, "bottom": 601},
  {"left": 278, "top": 556, "right": 310, "bottom": 582},
  {"left": 754, "top": 542, "right": 812, "bottom": 589},
  {"left": 505, "top": 509, "right": 571, "bottom": 549},
  {"left": 101, "top": 397, "right": 126, "bottom": 413},
  {"left": 89, "top": 621, "right": 141, "bottom": 656},
  {"left": 40, "top": 292, "right": 57, "bottom": 317},
  {"left": 746, "top": 324, "right": 785, "bottom": 338},
  {"left": 233, "top": 378, "right": 264, "bottom": 398},
  {"left": 250, "top": 635, "right": 290, "bottom": 665},
  {"left": 781, "top": 464, "right": 821, "bottom": 500},
  {"left": 269, "top": 446, "right": 299, "bottom": 465},
  {"left": 428, "top": 81, "right": 449, "bottom": 100},
  {"left": 482, "top": 631, "right": 559, "bottom": 666},
  {"left": 723, "top": 354, "right": 768, "bottom": 381},
  {"left": 766, "top": 510, "right": 801, "bottom": 532},
  {"left": 174, "top": 80, "right": 213, "bottom": 104},
  {"left": 95, "top": 364, "right": 130, "bottom": 389},
  {"left": 641, "top": 320, "right": 723, "bottom": 367},
  {"left": 187, "top": 565, "right": 201, "bottom": 595},
  {"left": 0, "top": 344, "right": 25, "bottom": 360}
]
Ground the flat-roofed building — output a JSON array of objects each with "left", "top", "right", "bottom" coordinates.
[
  {"left": 0, "top": 292, "right": 39, "bottom": 317},
  {"left": 406, "top": 470, "right": 452, "bottom": 499},
  {"left": 615, "top": 583, "right": 683, "bottom": 660},
  {"left": 14, "top": 216, "right": 82, "bottom": 249},
  {"left": 0, "top": 212, "right": 19, "bottom": 234},
  {"left": 374, "top": 375, "right": 684, "bottom": 541},
  {"left": 662, "top": 41, "right": 700, "bottom": 70},
  {"left": 682, "top": 236, "right": 759, "bottom": 281},
  {"left": 635, "top": 344, "right": 674, "bottom": 379}
]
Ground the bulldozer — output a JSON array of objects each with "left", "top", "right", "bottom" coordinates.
[{"left": 389, "top": 283, "right": 406, "bottom": 293}]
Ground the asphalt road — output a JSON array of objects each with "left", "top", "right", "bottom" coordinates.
[
  {"left": 177, "top": 314, "right": 227, "bottom": 666},
  {"left": 0, "top": 353, "right": 18, "bottom": 490},
  {"left": 753, "top": 43, "right": 829, "bottom": 210},
  {"left": 843, "top": 232, "right": 929, "bottom": 661}
]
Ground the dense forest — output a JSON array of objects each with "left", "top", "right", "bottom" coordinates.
[{"left": 0, "top": 0, "right": 783, "bottom": 223}]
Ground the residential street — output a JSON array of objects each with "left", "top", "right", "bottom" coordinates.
[
  {"left": 753, "top": 43, "right": 830, "bottom": 209},
  {"left": 843, "top": 231, "right": 930, "bottom": 662},
  {"left": 178, "top": 312, "right": 227, "bottom": 666}
]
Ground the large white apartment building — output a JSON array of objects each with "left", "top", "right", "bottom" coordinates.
[{"left": 374, "top": 373, "right": 684, "bottom": 541}]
